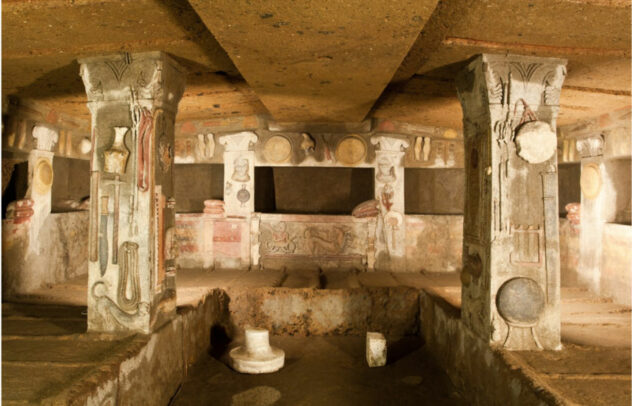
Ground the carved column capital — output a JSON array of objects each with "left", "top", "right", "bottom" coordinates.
[
  {"left": 370, "top": 135, "right": 409, "bottom": 153},
  {"left": 32, "top": 125, "right": 58, "bottom": 152},
  {"left": 576, "top": 135, "right": 604, "bottom": 158},
  {"left": 219, "top": 131, "right": 258, "bottom": 152},
  {"left": 79, "top": 51, "right": 185, "bottom": 113},
  {"left": 457, "top": 54, "right": 567, "bottom": 120}
]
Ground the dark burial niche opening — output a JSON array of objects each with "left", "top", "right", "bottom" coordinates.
[
  {"left": 2, "top": 160, "right": 28, "bottom": 219},
  {"left": 51, "top": 157, "right": 90, "bottom": 213},
  {"left": 557, "top": 162, "right": 581, "bottom": 217},
  {"left": 255, "top": 166, "right": 374, "bottom": 214},
  {"left": 174, "top": 164, "right": 224, "bottom": 213},
  {"left": 404, "top": 168, "right": 464, "bottom": 215}
]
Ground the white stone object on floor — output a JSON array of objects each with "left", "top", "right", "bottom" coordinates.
[
  {"left": 229, "top": 328, "right": 285, "bottom": 374},
  {"left": 366, "top": 332, "right": 387, "bottom": 367}
]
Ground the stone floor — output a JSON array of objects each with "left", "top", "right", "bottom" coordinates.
[
  {"left": 3, "top": 269, "right": 631, "bottom": 405},
  {"left": 172, "top": 336, "right": 466, "bottom": 405},
  {"left": 2, "top": 302, "right": 137, "bottom": 405}
]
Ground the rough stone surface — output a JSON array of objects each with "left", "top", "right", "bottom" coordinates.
[
  {"left": 2, "top": 289, "right": 229, "bottom": 405},
  {"left": 225, "top": 286, "right": 420, "bottom": 337},
  {"left": 2, "top": 212, "right": 88, "bottom": 298},
  {"left": 173, "top": 336, "right": 465, "bottom": 405},
  {"left": 601, "top": 224, "right": 632, "bottom": 306},
  {"left": 419, "top": 287, "right": 631, "bottom": 406},
  {"left": 187, "top": 0, "right": 439, "bottom": 122}
]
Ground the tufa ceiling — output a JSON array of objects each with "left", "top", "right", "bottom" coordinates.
[{"left": 2, "top": 0, "right": 630, "bottom": 128}]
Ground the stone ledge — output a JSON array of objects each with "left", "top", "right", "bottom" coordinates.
[
  {"left": 34, "top": 289, "right": 229, "bottom": 405},
  {"left": 420, "top": 290, "right": 580, "bottom": 405}
]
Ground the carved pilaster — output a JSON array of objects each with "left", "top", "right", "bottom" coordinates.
[
  {"left": 370, "top": 135, "right": 409, "bottom": 271},
  {"left": 456, "top": 54, "right": 566, "bottom": 350},
  {"left": 79, "top": 52, "right": 185, "bottom": 334},
  {"left": 25, "top": 126, "right": 58, "bottom": 253},
  {"left": 219, "top": 131, "right": 258, "bottom": 218},
  {"left": 577, "top": 135, "right": 606, "bottom": 294}
]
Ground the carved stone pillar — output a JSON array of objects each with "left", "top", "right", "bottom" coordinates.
[
  {"left": 577, "top": 136, "right": 605, "bottom": 294},
  {"left": 456, "top": 54, "right": 566, "bottom": 350},
  {"left": 79, "top": 52, "right": 185, "bottom": 334},
  {"left": 218, "top": 131, "right": 258, "bottom": 218},
  {"left": 370, "top": 135, "right": 409, "bottom": 272}
]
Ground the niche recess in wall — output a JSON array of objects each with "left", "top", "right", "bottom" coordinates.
[
  {"left": 51, "top": 157, "right": 90, "bottom": 213},
  {"left": 174, "top": 164, "right": 224, "bottom": 213},
  {"left": 255, "top": 167, "right": 374, "bottom": 214},
  {"left": 404, "top": 168, "right": 464, "bottom": 215},
  {"left": 558, "top": 162, "right": 581, "bottom": 217}
]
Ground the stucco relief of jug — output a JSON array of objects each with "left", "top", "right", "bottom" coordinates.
[{"left": 104, "top": 127, "right": 130, "bottom": 175}]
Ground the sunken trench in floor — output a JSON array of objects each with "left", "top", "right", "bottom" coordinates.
[
  {"left": 171, "top": 270, "right": 465, "bottom": 405},
  {"left": 3, "top": 268, "right": 630, "bottom": 405}
]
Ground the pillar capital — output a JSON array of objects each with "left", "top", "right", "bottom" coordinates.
[
  {"left": 32, "top": 125, "right": 59, "bottom": 152},
  {"left": 370, "top": 134, "right": 409, "bottom": 153},
  {"left": 218, "top": 131, "right": 258, "bottom": 152},
  {"left": 79, "top": 51, "right": 185, "bottom": 113},
  {"left": 576, "top": 135, "right": 604, "bottom": 159},
  {"left": 457, "top": 54, "right": 566, "bottom": 124}
]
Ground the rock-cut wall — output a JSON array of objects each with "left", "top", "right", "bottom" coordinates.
[{"left": 2, "top": 211, "right": 88, "bottom": 297}]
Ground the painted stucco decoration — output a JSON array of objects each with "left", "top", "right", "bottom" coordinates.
[
  {"left": 258, "top": 216, "right": 368, "bottom": 267},
  {"left": 33, "top": 158, "right": 53, "bottom": 195},
  {"left": 263, "top": 135, "right": 292, "bottom": 163},
  {"left": 196, "top": 133, "right": 215, "bottom": 159},
  {"left": 351, "top": 200, "right": 380, "bottom": 218},
  {"left": 219, "top": 131, "right": 258, "bottom": 219},
  {"left": 496, "top": 277, "right": 545, "bottom": 349},
  {"left": 232, "top": 158, "right": 251, "bottom": 182},
  {"left": 514, "top": 121, "right": 557, "bottom": 164},
  {"left": 103, "top": 127, "right": 130, "bottom": 175},
  {"left": 300, "top": 132, "right": 316, "bottom": 155},
  {"left": 5, "top": 199, "right": 35, "bottom": 224},
  {"left": 371, "top": 135, "right": 409, "bottom": 271},
  {"left": 376, "top": 157, "right": 396, "bottom": 184},
  {"left": 335, "top": 135, "right": 366, "bottom": 165},
  {"left": 237, "top": 185, "right": 251, "bottom": 207},
  {"left": 261, "top": 222, "right": 297, "bottom": 254},
  {"left": 580, "top": 163, "right": 602, "bottom": 199}
]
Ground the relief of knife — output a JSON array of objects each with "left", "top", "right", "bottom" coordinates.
[{"left": 99, "top": 195, "right": 109, "bottom": 276}]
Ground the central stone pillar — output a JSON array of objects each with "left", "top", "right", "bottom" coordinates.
[
  {"left": 456, "top": 54, "right": 566, "bottom": 350},
  {"left": 370, "top": 135, "right": 409, "bottom": 272},
  {"left": 80, "top": 52, "right": 185, "bottom": 334}
]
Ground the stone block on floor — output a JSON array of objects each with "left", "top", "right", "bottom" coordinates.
[{"left": 366, "top": 332, "right": 387, "bottom": 367}]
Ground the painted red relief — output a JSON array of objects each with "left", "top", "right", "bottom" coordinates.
[
  {"left": 175, "top": 220, "right": 199, "bottom": 253},
  {"left": 214, "top": 221, "right": 242, "bottom": 258}
]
